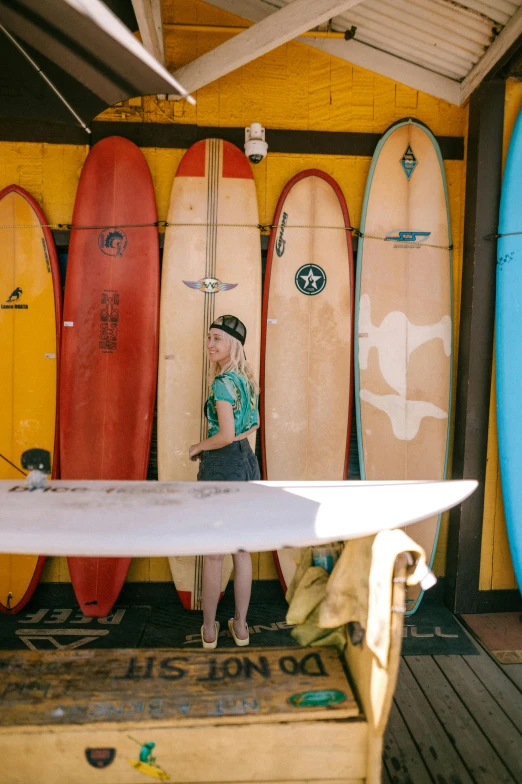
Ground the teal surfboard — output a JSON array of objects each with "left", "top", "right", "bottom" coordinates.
[{"left": 497, "top": 107, "right": 522, "bottom": 594}]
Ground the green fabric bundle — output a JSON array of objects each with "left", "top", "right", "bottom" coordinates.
[{"left": 286, "top": 547, "right": 346, "bottom": 653}]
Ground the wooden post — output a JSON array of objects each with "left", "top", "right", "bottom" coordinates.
[
  {"left": 343, "top": 551, "right": 408, "bottom": 784},
  {"left": 445, "top": 79, "right": 505, "bottom": 614}
]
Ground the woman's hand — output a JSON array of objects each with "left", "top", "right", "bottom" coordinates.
[
  {"left": 190, "top": 401, "right": 234, "bottom": 458},
  {"left": 189, "top": 443, "right": 202, "bottom": 461}
]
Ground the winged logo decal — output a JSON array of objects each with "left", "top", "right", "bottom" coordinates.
[{"left": 182, "top": 277, "right": 238, "bottom": 293}]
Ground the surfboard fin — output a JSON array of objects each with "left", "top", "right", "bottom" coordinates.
[{"left": 21, "top": 448, "right": 51, "bottom": 474}]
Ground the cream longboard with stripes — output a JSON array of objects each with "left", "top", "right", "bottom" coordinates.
[
  {"left": 158, "top": 139, "right": 261, "bottom": 610},
  {"left": 355, "top": 119, "right": 452, "bottom": 615}
]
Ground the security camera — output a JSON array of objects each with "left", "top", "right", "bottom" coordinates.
[{"left": 244, "top": 122, "right": 267, "bottom": 164}]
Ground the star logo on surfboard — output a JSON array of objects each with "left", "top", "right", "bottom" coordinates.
[
  {"left": 295, "top": 264, "right": 326, "bottom": 296},
  {"left": 400, "top": 145, "right": 417, "bottom": 180},
  {"left": 182, "top": 277, "right": 238, "bottom": 294}
]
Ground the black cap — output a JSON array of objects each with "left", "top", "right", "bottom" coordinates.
[{"left": 210, "top": 315, "right": 247, "bottom": 345}]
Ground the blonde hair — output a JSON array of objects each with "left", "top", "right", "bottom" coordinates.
[{"left": 209, "top": 332, "right": 259, "bottom": 394}]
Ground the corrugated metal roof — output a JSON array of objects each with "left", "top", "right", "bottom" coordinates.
[
  {"left": 260, "top": 0, "right": 522, "bottom": 81},
  {"left": 204, "top": 0, "right": 522, "bottom": 102},
  {"left": 331, "top": 0, "right": 521, "bottom": 80},
  {"left": 463, "top": 0, "right": 520, "bottom": 26}
]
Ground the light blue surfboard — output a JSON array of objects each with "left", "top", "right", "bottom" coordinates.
[{"left": 497, "top": 107, "right": 522, "bottom": 594}]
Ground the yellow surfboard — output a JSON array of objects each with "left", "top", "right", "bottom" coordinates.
[
  {"left": 0, "top": 185, "right": 61, "bottom": 614},
  {"left": 127, "top": 760, "right": 170, "bottom": 780}
]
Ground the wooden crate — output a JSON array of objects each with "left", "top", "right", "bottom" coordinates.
[
  {"left": 0, "top": 547, "right": 409, "bottom": 784},
  {"left": 0, "top": 646, "right": 366, "bottom": 783}
]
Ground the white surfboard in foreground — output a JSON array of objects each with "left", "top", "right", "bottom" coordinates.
[{"left": 0, "top": 479, "right": 477, "bottom": 557}]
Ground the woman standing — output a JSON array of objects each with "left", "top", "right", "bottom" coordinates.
[{"left": 189, "top": 315, "right": 260, "bottom": 649}]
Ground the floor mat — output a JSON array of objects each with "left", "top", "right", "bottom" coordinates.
[
  {"left": 0, "top": 581, "right": 297, "bottom": 651},
  {"left": 460, "top": 612, "right": 522, "bottom": 663},
  {"left": 403, "top": 597, "right": 478, "bottom": 656},
  {"left": 0, "top": 605, "right": 151, "bottom": 651},
  {"left": 0, "top": 581, "right": 475, "bottom": 655},
  {"left": 141, "top": 580, "right": 297, "bottom": 649}
]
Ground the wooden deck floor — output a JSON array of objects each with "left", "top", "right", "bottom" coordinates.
[{"left": 383, "top": 626, "right": 522, "bottom": 784}]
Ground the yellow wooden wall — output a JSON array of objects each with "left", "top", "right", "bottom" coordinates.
[
  {"left": 479, "top": 78, "right": 522, "bottom": 591},
  {"left": 0, "top": 0, "right": 468, "bottom": 583}
]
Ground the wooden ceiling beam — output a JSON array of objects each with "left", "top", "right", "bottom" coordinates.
[
  {"left": 308, "top": 36, "right": 460, "bottom": 105},
  {"left": 170, "top": 0, "right": 364, "bottom": 95},
  {"left": 199, "top": 0, "right": 460, "bottom": 105},
  {"left": 460, "top": 6, "right": 522, "bottom": 104},
  {"left": 131, "top": 0, "right": 165, "bottom": 64}
]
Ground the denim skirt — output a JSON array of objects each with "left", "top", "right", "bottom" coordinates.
[{"left": 197, "top": 439, "right": 260, "bottom": 481}]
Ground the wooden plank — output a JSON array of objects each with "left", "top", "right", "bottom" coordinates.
[
  {"left": 445, "top": 79, "right": 505, "bottom": 614},
  {"left": 499, "top": 662, "right": 522, "bottom": 692},
  {"left": 394, "top": 660, "right": 474, "bottom": 784},
  {"left": 343, "top": 553, "right": 408, "bottom": 737},
  {"left": 307, "top": 38, "right": 460, "bottom": 105},
  {"left": 463, "top": 650, "right": 522, "bottom": 732},
  {"left": 0, "top": 720, "right": 368, "bottom": 784},
  {"left": 477, "top": 590, "right": 522, "bottom": 612},
  {"left": 459, "top": 606, "right": 522, "bottom": 697},
  {"left": 0, "top": 119, "right": 465, "bottom": 159},
  {"left": 0, "top": 646, "right": 359, "bottom": 728},
  {"left": 458, "top": 619, "right": 522, "bottom": 720},
  {"left": 479, "top": 366, "right": 498, "bottom": 591},
  {"left": 206, "top": 0, "right": 461, "bottom": 104},
  {"left": 91, "top": 122, "right": 465, "bottom": 159},
  {"left": 461, "top": 10, "right": 522, "bottom": 104},
  {"left": 405, "top": 656, "right": 516, "bottom": 783},
  {"left": 434, "top": 654, "right": 522, "bottom": 782},
  {"left": 383, "top": 702, "right": 433, "bottom": 784},
  {"left": 172, "top": 0, "right": 365, "bottom": 94},
  {"left": 131, "top": 0, "right": 165, "bottom": 64},
  {"left": 0, "top": 118, "right": 88, "bottom": 144}
]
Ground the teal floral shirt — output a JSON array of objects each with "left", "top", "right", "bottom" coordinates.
[{"left": 206, "top": 371, "right": 259, "bottom": 437}]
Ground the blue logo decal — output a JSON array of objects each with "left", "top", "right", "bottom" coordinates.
[
  {"left": 385, "top": 230, "right": 431, "bottom": 243},
  {"left": 400, "top": 145, "right": 417, "bottom": 180}
]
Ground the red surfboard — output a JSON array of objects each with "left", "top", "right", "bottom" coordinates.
[
  {"left": 60, "top": 137, "right": 159, "bottom": 617},
  {"left": 261, "top": 170, "right": 354, "bottom": 591}
]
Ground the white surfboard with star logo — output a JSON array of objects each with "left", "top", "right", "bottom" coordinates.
[{"left": 261, "top": 170, "right": 354, "bottom": 593}]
